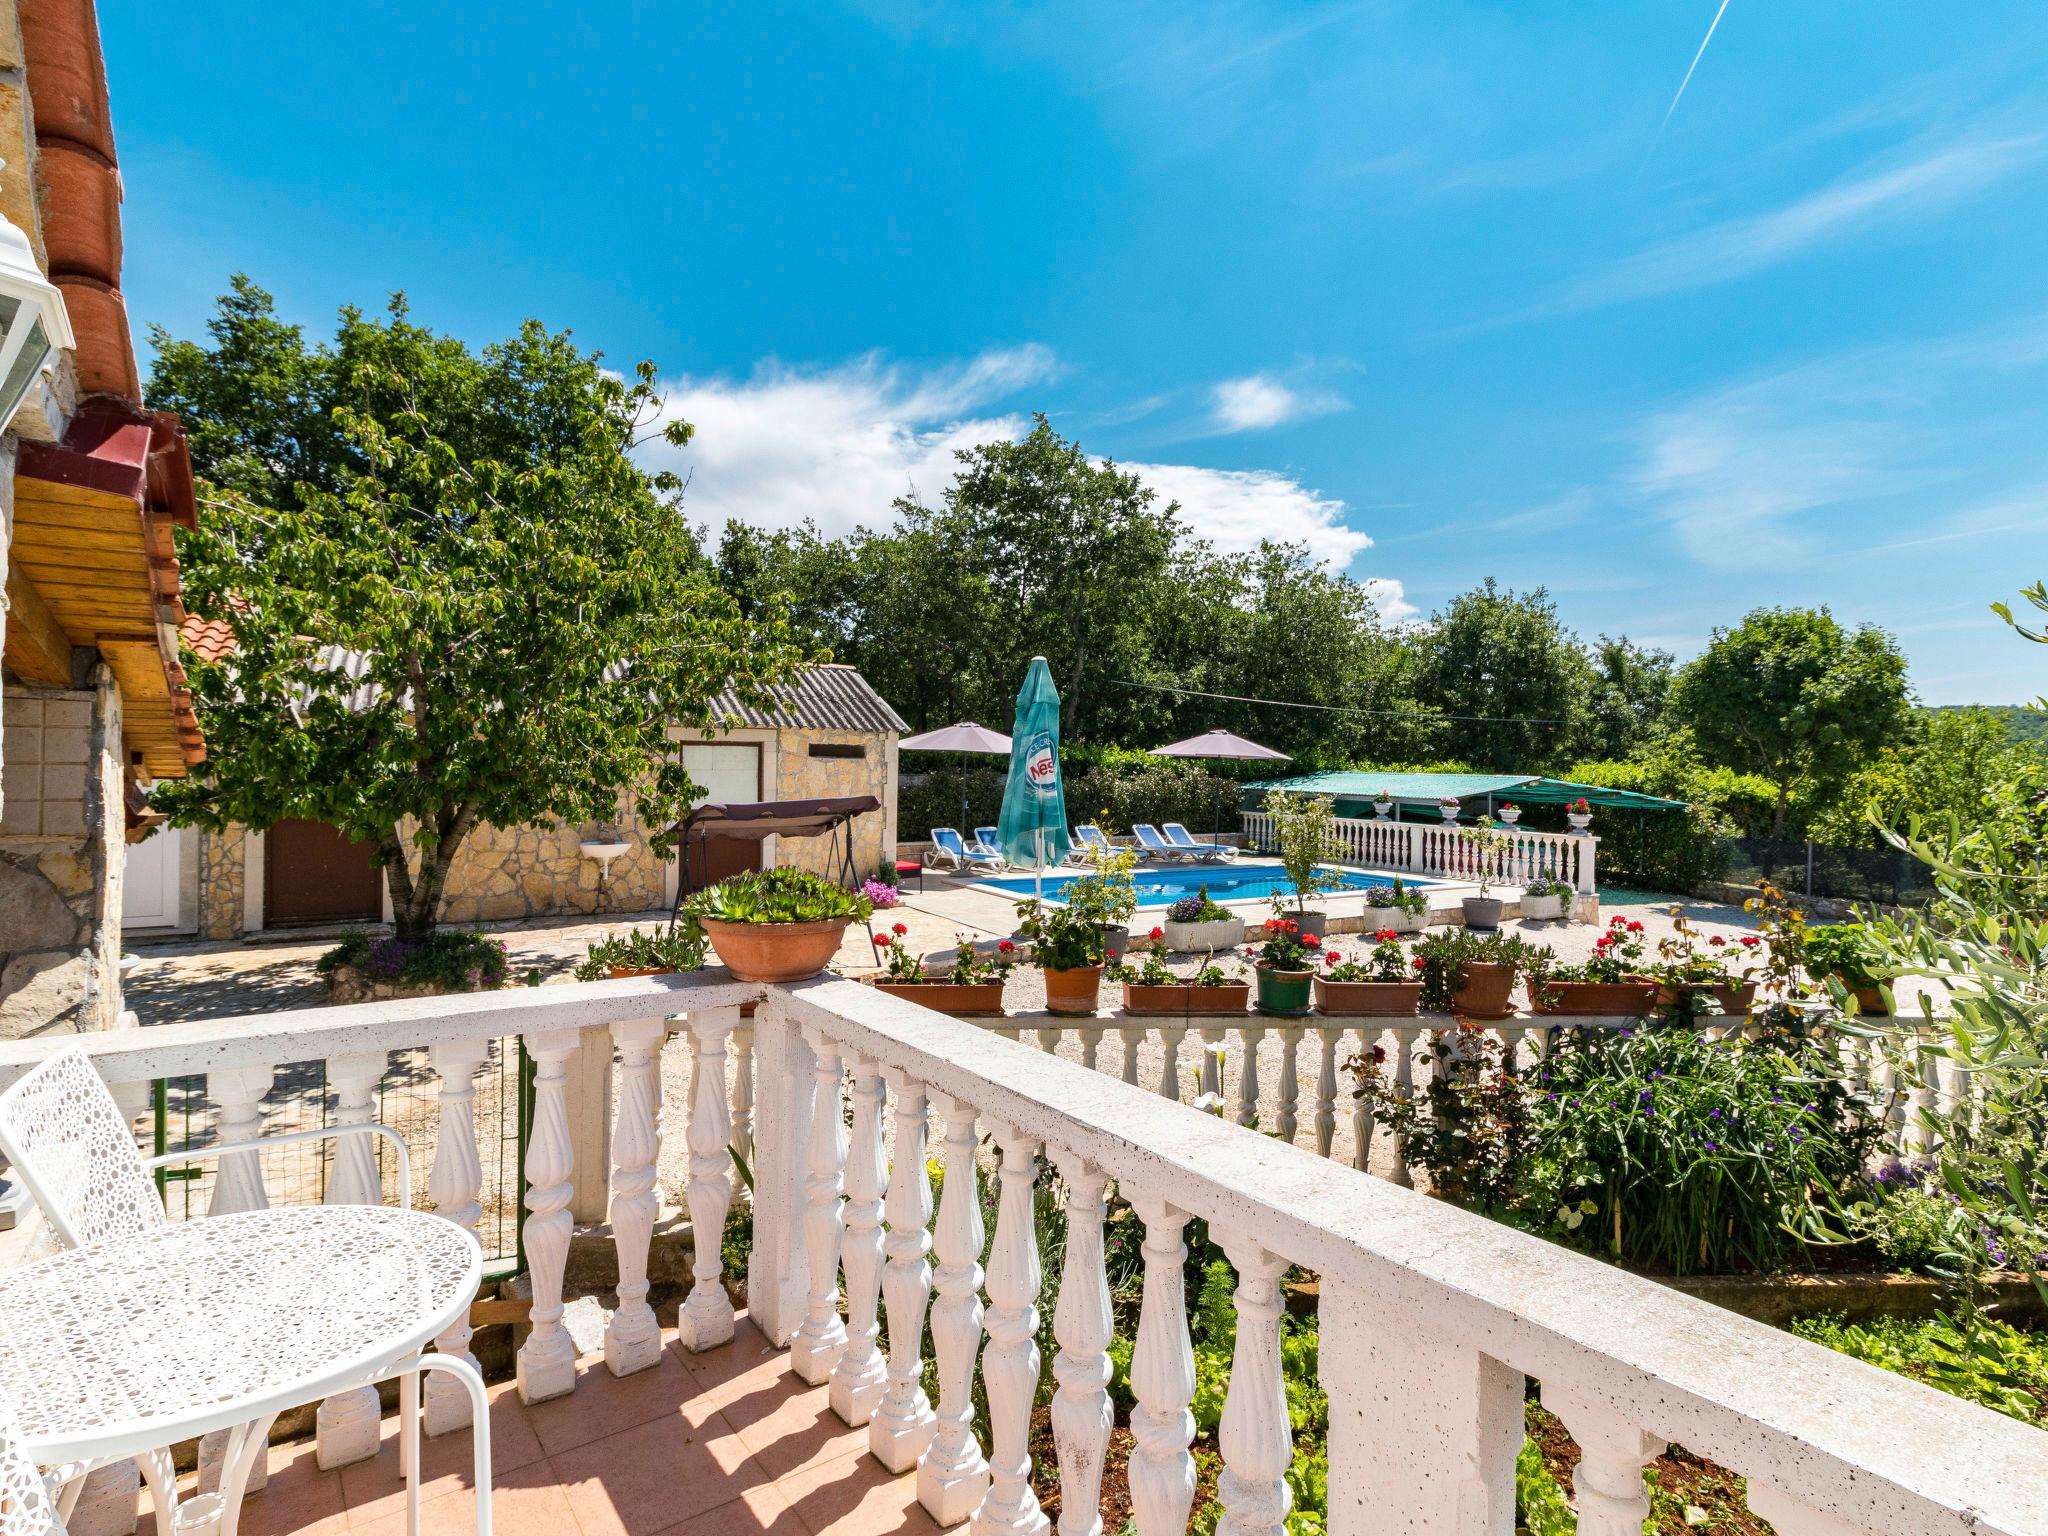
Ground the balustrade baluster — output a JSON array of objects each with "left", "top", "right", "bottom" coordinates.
[
  {"left": 206, "top": 1063, "right": 274, "bottom": 1217},
  {"left": 1196, "top": 1025, "right": 1227, "bottom": 1115},
  {"left": 1350, "top": 1026, "right": 1378, "bottom": 1173},
  {"left": 920, "top": 1094, "right": 989, "bottom": 1524},
  {"left": 1050, "top": 1151, "right": 1114, "bottom": 1536},
  {"left": 195, "top": 1063, "right": 276, "bottom": 1496},
  {"left": 1236, "top": 1025, "right": 1265, "bottom": 1129},
  {"left": 830, "top": 1060, "right": 890, "bottom": 1425},
  {"left": 424, "top": 1039, "right": 489, "bottom": 1434},
  {"left": 1274, "top": 1028, "right": 1300, "bottom": 1143},
  {"left": 1540, "top": 1388, "right": 1663, "bottom": 1536},
  {"left": 1313, "top": 1024, "right": 1340, "bottom": 1159},
  {"left": 791, "top": 1027, "right": 850, "bottom": 1384},
  {"left": 731, "top": 1019, "right": 756, "bottom": 1164},
  {"left": 1125, "top": 1192, "right": 1197, "bottom": 1536},
  {"left": 678, "top": 1006, "right": 739, "bottom": 1352},
  {"left": 974, "top": 1124, "right": 1048, "bottom": 1536},
  {"left": 317, "top": 1050, "right": 389, "bottom": 1464},
  {"left": 605, "top": 1017, "right": 666, "bottom": 1375},
  {"left": 1389, "top": 1025, "right": 1418, "bottom": 1188},
  {"left": 1216, "top": 1238, "right": 1292, "bottom": 1536},
  {"left": 515, "top": 1029, "right": 581, "bottom": 1405},
  {"left": 1158, "top": 1022, "right": 1187, "bottom": 1103},
  {"left": 1120, "top": 1022, "right": 1144, "bottom": 1087},
  {"left": 1079, "top": 1029, "right": 1100, "bottom": 1073},
  {"left": 872, "top": 1069, "right": 937, "bottom": 1470}
]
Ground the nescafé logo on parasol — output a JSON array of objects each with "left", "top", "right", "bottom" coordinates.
[{"left": 1024, "top": 731, "right": 1059, "bottom": 796}]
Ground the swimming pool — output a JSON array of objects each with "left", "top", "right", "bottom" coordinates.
[{"left": 972, "top": 864, "right": 1442, "bottom": 909}]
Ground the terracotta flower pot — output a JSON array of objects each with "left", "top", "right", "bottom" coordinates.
[
  {"left": 607, "top": 965, "right": 676, "bottom": 979},
  {"left": 1043, "top": 965, "right": 1105, "bottom": 1016},
  {"left": 1122, "top": 981, "right": 1251, "bottom": 1016},
  {"left": 1531, "top": 979, "right": 1659, "bottom": 1017},
  {"left": 872, "top": 980, "right": 1007, "bottom": 1016},
  {"left": 1852, "top": 984, "right": 1889, "bottom": 1015},
  {"left": 1254, "top": 962, "right": 1314, "bottom": 1017},
  {"left": 1659, "top": 981, "right": 1758, "bottom": 1016},
  {"left": 1449, "top": 961, "right": 1517, "bottom": 1019},
  {"left": 699, "top": 917, "right": 850, "bottom": 982},
  {"left": 1313, "top": 977, "right": 1422, "bottom": 1017}
]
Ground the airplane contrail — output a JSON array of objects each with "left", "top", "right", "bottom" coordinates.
[{"left": 1654, "top": 0, "right": 1732, "bottom": 147}]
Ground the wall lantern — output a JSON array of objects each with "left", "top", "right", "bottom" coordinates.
[{"left": 0, "top": 183, "right": 73, "bottom": 431}]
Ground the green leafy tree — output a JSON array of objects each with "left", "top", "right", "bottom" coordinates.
[
  {"left": 1583, "top": 634, "right": 1673, "bottom": 760},
  {"left": 1866, "top": 582, "right": 2048, "bottom": 1305},
  {"left": 1671, "top": 606, "right": 1912, "bottom": 836},
  {"left": 1412, "top": 579, "right": 1595, "bottom": 769},
  {"left": 149, "top": 283, "right": 807, "bottom": 937},
  {"left": 1810, "top": 708, "right": 2048, "bottom": 849}
]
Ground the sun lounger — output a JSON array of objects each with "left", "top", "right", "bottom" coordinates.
[
  {"left": 1066, "top": 824, "right": 1113, "bottom": 866},
  {"left": 925, "top": 827, "right": 1003, "bottom": 873},
  {"left": 1132, "top": 823, "right": 1198, "bottom": 862},
  {"left": 970, "top": 826, "right": 1011, "bottom": 869},
  {"left": 1163, "top": 822, "right": 1238, "bottom": 863}
]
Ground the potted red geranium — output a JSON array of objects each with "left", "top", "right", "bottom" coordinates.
[
  {"left": 1314, "top": 931, "right": 1421, "bottom": 1016},
  {"left": 1565, "top": 796, "right": 1594, "bottom": 833},
  {"left": 1120, "top": 930, "right": 1250, "bottom": 1015},
  {"left": 1248, "top": 917, "right": 1318, "bottom": 1016},
  {"left": 1528, "top": 916, "right": 1658, "bottom": 1016},
  {"left": 871, "top": 929, "right": 1016, "bottom": 1016}
]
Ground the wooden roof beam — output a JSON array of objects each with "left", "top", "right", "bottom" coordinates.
[{"left": 3, "top": 566, "right": 79, "bottom": 686}]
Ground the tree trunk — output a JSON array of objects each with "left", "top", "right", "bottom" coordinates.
[
  {"left": 379, "top": 809, "right": 477, "bottom": 940},
  {"left": 1771, "top": 781, "right": 1790, "bottom": 838}
]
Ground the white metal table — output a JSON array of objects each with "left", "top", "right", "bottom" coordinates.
[{"left": 0, "top": 1204, "right": 487, "bottom": 1535}]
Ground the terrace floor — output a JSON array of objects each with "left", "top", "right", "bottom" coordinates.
[{"left": 139, "top": 1313, "right": 943, "bottom": 1536}]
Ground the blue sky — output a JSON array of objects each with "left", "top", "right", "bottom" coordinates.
[{"left": 105, "top": 3, "right": 2048, "bottom": 703}]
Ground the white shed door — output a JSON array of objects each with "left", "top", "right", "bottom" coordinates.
[{"left": 124, "top": 827, "right": 184, "bottom": 930}]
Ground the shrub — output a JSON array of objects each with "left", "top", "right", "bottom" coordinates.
[
  {"left": 1791, "top": 1310, "right": 2048, "bottom": 1424},
  {"left": 1803, "top": 920, "right": 1886, "bottom": 992},
  {"left": 318, "top": 929, "right": 509, "bottom": 993},
  {"left": 1526, "top": 1022, "right": 1879, "bottom": 1274},
  {"left": 1166, "top": 885, "right": 1232, "bottom": 924}
]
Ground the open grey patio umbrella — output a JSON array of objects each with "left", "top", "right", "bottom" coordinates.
[
  {"left": 898, "top": 721, "right": 1011, "bottom": 837},
  {"left": 1148, "top": 728, "right": 1291, "bottom": 841}
]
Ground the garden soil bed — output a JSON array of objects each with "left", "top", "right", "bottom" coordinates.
[{"left": 1527, "top": 1400, "right": 1771, "bottom": 1536}]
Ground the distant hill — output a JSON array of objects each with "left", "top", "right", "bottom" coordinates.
[{"left": 1926, "top": 703, "right": 2048, "bottom": 748}]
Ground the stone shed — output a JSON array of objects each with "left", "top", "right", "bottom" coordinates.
[{"left": 149, "top": 663, "right": 906, "bottom": 939}]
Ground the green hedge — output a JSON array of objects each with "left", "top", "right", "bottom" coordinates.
[{"left": 899, "top": 762, "right": 1242, "bottom": 841}]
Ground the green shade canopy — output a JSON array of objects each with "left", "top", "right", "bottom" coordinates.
[{"left": 1244, "top": 769, "right": 1686, "bottom": 815}]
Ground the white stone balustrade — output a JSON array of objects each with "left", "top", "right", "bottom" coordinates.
[
  {"left": 676, "top": 1005, "right": 739, "bottom": 1353},
  {"left": 316, "top": 1049, "right": 388, "bottom": 1467},
  {"left": 1242, "top": 808, "right": 1599, "bottom": 893},
  {"left": 0, "top": 968, "right": 2034, "bottom": 1536}
]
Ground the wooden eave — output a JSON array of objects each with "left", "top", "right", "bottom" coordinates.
[{"left": 7, "top": 402, "right": 205, "bottom": 780}]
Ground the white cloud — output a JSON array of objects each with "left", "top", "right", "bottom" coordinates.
[
  {"left": 1475, "top": 128, "right": 2045, "bottom": 330},
  {"left": 1208, "top": 373, "right": 1347, "bottom": 433},
  {"left": 650, "top": 349, "right": 1393, "bottom": 598},
  {"left": 647, "top": 349, "right": 1049, "bottom": 539}
]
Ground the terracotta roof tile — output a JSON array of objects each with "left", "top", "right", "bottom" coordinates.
[{"left": 180, "top": 614, "right": 235, "bottom": 664}]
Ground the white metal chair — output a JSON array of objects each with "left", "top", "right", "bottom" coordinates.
[
  {"left": 0, "top": 1048, "right": 491, "bottom": 1536},
  {"left": 0, "top": 1421, "right": 63, "bottom": 1536},
  {"left": 1162, "top": 822, "right": 1238, "bottom": 863}
]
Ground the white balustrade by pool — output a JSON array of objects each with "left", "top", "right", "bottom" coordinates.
[
  {"left": 1241, "top": 809, "right": 1599, "bottom": 893},
  {"left": 1, "top": 972, "right": 2030, "bottom": 1536}
]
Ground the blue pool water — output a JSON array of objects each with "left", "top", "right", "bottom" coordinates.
[{"left": 973, "top": 864, "right": 1441, "bottom": 909}]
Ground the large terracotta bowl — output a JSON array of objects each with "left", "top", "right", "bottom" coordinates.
[{"left": 699, "top": 918, "right": 851, "bottom": 982}]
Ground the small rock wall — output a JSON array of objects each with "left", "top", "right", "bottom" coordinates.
[
  {"left": 772, "top": 728, "right": 898, "bottom": 883},
  {"left": 197, "top": 822, "right": 247, "bottom": 940},
  {"left": 0, "top": 669, "right": 126, "bottom": 1039},
  {"left": 436, "top": 808, "right": 670, "bottom": 924}
]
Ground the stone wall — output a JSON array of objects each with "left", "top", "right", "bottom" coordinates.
[
  {"left": 187, "top": 724, "right": 901, "bottom": 935},
  {"left": 772, "top": 727, "right": 898, "bottom": 882},
  {"left": 436, "top": 807, "right": 670, "bottom": 924},
  {"left": 197, "top": 821, "right": 247, "bottom": 940},
  {"left": 0, "top": 668, "right": 124, "bottom": 1037}
]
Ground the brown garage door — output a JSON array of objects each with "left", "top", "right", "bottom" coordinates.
[{"left": 266, "top": 819, "right": 384, "bottom": 925}]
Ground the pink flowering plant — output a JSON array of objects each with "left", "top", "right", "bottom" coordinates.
[{"left": 861, "top": 878, "right": 900, "bottom": 910}]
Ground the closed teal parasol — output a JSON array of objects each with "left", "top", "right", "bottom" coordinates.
[{"left": 996, "top": 656, "right": 1073, "bottom": 897}]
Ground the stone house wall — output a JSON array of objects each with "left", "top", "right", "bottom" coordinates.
[
  {"left": 0, "top": 669, "right": 124, "bottom": 1037},
  {"left": 770, "top": 727, "right": 899, "bottom": 883},
  {"left": 183, "top": 722, "right": 901, "bottom": 936}
]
